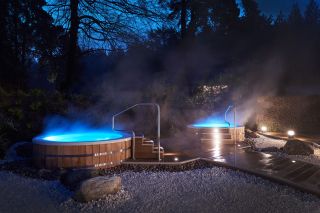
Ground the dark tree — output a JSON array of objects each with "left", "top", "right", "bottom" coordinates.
[
  {"left": 209, "top": 0, "right": 240, "bottom": 35},
  {"left": 160, "top": 0, "right": 190, "bottom": 39},
  {"left": 65, "top": 0, "right": 80, "bottom": 92},
  {"left": 48, "top": 0, "right": 161, "bottom": 92},
  {"left": 288, "top": 3, "right": 304, "bottom": 27},
  {"left": 304, "top": 0, "right": 320, "bottom": 26},
  {"left": 0, "top": 0, "right": 64, "bottom": 89},
  {"left": 241, "top": 0, "right": 270, "bottom": 31},
  {"left": 274, "top": 10, "right": 286, "bottom": 27}
]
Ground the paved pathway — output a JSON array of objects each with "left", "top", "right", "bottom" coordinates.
[{"left": 160, "top": 136, "right": 320, "bottom": 197}]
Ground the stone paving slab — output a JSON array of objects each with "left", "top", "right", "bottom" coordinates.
[{"left": 139, "top": 137, "right": 320, "bottom": 197}]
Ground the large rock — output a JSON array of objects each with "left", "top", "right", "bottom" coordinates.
[
  {"left": 60, "top": 169, "right": 100, "bottom": 190},
  {"left": 74, "top": 176, "right": 121, "bottom": 202},
  {"left": 283, "top": 140, "right": 314, "bottom": 156}
]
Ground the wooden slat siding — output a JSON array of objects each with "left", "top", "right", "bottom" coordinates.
[
  {"left": 58, "top": 153, "right": 63, "bottom": 168},
  {"left": 93, "top": 144, "right": 99, "bottom": 155},
  {"left": 79, "top": 155, "right": 86, "bottom": 167},
  {"left": 116, "top": 151, "right": 121, "bottom": 163},
  {"left": 78, "top": 145, "right": 86, "bottom": 155},
  {"left": 45, "top": 156, "right": 53, "bottom": 168},
  {"left": 71, "top": 155, "right": 79, "bottom": 167},
  {"left": 100, "top": 144, "right": 106, "bottom": 166},
  {"left": 92, "top": 155, "right": 98, "bottom": 166},
  {"left": 33, "top": 138, "right": 133, "bottom": 169}
]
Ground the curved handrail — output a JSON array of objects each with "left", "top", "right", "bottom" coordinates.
[
  {"left": 224, "top": 105, "right": 234, "bottom": 127},
  {"left": 112, "top": 103, "right": 161, "bottom": 161}
]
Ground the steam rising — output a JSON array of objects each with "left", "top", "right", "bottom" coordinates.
[{"left": 37, "top": 116, "right": 118, "bottom": 141}]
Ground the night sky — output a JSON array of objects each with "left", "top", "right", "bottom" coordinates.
[{"left": 247, "top": 0, "right": 320, "bottom": 16}]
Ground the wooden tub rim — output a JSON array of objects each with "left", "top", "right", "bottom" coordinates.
[{"left": 32, "top": 136, "right": 132, "bottom": 146}]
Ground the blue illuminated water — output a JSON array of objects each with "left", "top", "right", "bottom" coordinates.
[
  {"left": 34, "top": 117, "right": 125, "bottom": 142},
  {"left": 37, "top": 131, "right": 124, "bottom": 142},
  {"left": 192, "top": 117, "right": 234, "bottom": 128},
  {"left": 192, "top": 122, "right": 231, "bottom": 128}
]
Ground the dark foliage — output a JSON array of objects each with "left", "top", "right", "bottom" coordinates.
[{"left": 1, "top": 0, "right": 320, "bottom": 156}]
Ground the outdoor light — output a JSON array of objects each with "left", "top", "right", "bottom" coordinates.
[
  {"left": 292, "top": 160, "right": 296, "bottom": 163},
  {"left": 287, "top": 130, "right": 295, "bottom": 138},
  {"left": 174, "top": 157, "right": 179, "bottom": 162},
  {"left": 261, "top": 126, "right": 267, "bottom": 132}
]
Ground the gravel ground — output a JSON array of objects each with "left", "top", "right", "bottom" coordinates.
[
  {"left": 251, "top": 135, "right": 320, "bottom": 166},
  {"left": 1, "top": 167, "right": 320, "bottom": 213},
  {"left": 252, "top": 135, "right": 286, "bottom": 149}
]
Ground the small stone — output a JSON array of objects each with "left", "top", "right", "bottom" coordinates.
[{"left": 73, "top": 176, "right": 121, "bottom": 202}]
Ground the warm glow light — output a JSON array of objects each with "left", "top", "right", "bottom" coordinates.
[
  {"left": 211, "top": 129, "right": 221, "bottom": 158},
  {"left": 287, "top": 130, "right": 295, "bottom": 137},
  {"left": 261, "top": 126, "right": 267, "bottom": 132},
  {"left": 292, "top": 160, "right": 296, "bottom": 163},
  {"left": 174, "top": 157, "right": 179, "bottom": 162}
]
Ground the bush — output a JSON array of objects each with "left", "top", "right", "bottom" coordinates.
[{"left": 0, "top": 87, "right": 90, "bottom": 158}]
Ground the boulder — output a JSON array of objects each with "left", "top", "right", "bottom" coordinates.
[
  {"left": 74, "top": 176, "right": 121, "bottom": 202},
  {"left": 283, "top": 140, "right": 314, "bottom": 156},
  {"left": 60, "top": 169, "right": 100, "bottom": 190}
]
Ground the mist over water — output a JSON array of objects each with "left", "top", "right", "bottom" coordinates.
[{"left": 36, "top": 115, "right": 117, "bottom": 139}]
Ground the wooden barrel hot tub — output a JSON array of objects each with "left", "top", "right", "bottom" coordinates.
[
  {"left": 188, "top": 126, "right": 245, "bottom": 144},
  {"left": 33, "top": 132, "right": 132, "bottom": 169}
]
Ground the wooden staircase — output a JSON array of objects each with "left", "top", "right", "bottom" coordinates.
[
  {"left": 134, "top": 136, "right": 164, "bottom": 159},
  {"left": 197, "top": 128, "right": 235, "bottom": 144}
]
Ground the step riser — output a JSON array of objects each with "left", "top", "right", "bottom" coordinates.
[
  {"left": 135, "top": 153, "right": 164, "bottom": 159},
  {"left": 134, "top": 137, "right": 164, "bottom": 159},
  {"left": 199, "top": 134, "right": 232, "bottom": 139}
]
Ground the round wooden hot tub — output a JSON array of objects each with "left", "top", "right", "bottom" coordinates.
[
  {"left": 188, "top": 123, "right": 245, "bottom": 144},
  {"left": 33, "top": 132, "right": 132, "bottom": 169}
]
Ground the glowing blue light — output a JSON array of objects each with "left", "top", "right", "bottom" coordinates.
[
  {"left": 192, "top": 117, "right": 234, "bottom": 128},
  {"left": 34, "top": 117, "right": 125, "bottom": 143},
  {"left": 39, "top": 131, "right": 123, "bottom": 142},
  {"left": 192, "top": 123, "right": 230, "bottom": 128}
]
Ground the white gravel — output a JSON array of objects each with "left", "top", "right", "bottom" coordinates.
[
  {"left": 1, "top": 167, "right": 320, "bottom": 213},
  {"left": 252, "top": 135, "right": 286, "bottom": 149},
  {"left": 251, "top": 135, "right": 320, "bottom": 166}
]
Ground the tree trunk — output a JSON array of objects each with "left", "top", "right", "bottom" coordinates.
[
  {"left": 188, "top": 3, "right": 196, "bottom": 37},
  {"left": 63, "top": 0, "right": 79, "bottom": 92},
  {"left": 180, "top": 0, "right": 187, "bottom": 39}
]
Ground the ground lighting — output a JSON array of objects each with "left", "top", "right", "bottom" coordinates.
[
  {"left": 260, "top": 126, "right": 268, "bottom": 132},
  {"left": 287, "top": 130, "right": 295, "bottom": 138}
]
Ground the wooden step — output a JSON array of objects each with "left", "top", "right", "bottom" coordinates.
[
  {"left": 197, "top": 128, "right": 231, "bottom": 134},
  {"left": 134, "top": 136, "right": 165, "bottom": 159},
  {"left": 135, "top": 152, "right": 164, "bottom": 159},
  {"left": 143, "top": 140, "right": 154, "bottom": 145},
  {"left": 200, "top": 133, "right": 232, "bottom": 139},
  {"left": 135, "top": 145, "right": 153, "bottom": 152},
  {"left": 134, "top": 137, "right": 144, "bottom": 143},
  {"left": 153, "top": 147, "right": 164, "bottom": 151}
]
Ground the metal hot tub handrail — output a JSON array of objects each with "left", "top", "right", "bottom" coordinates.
[
  {"left": 112, "top": 103, "right": 161, "bottom": 161},
  {"left": 224, "top": 105, "right": 233, "bottom": 127}
]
